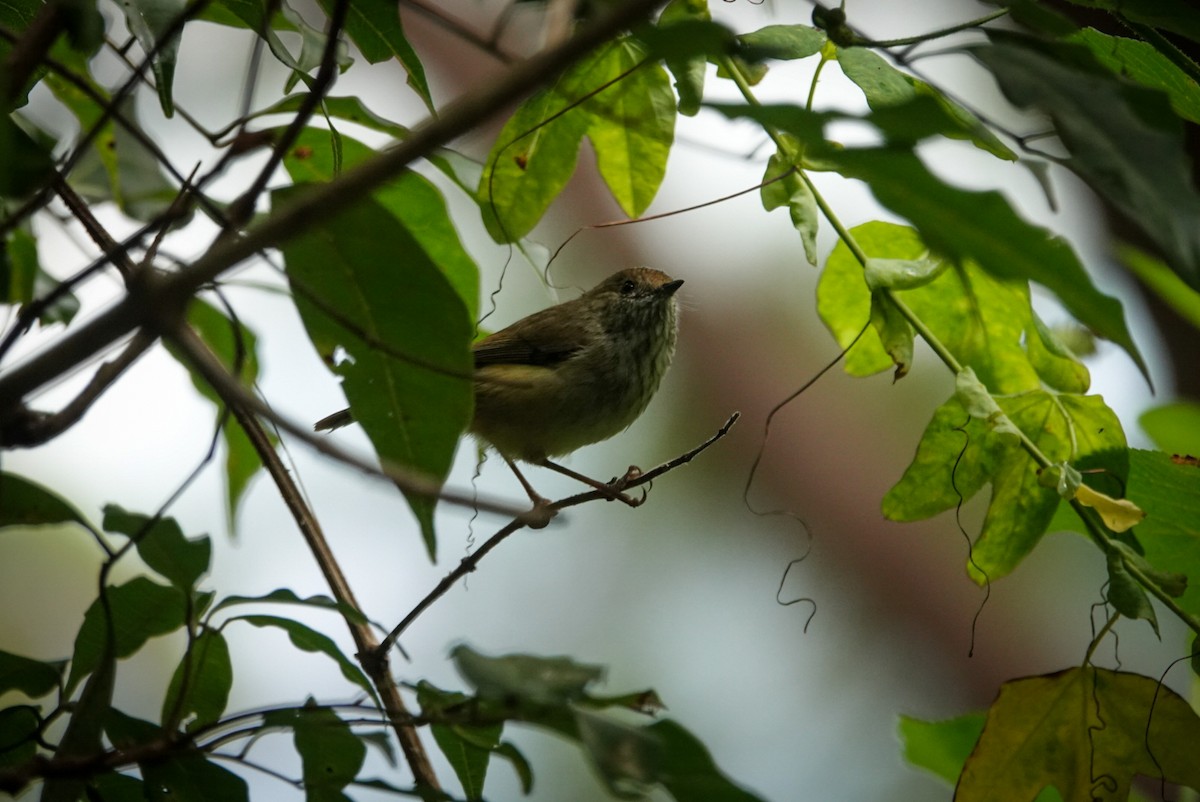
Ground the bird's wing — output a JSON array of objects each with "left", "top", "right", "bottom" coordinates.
[{"left": 473, "top": 307, "right": 583, "bottom": 368}]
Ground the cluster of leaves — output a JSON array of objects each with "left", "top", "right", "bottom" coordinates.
[
  {"left": 3, "top": 0, "right": 1200, "bottom": 799},
  {"left": 0, "top": 473, "right": 760, "bottom": 800}
]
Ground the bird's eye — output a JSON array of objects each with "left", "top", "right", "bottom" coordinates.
[{"left": 620, "top": 279, "right": 636, "bottom": 295}]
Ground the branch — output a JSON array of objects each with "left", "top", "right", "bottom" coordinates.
[
  {"left": 164, "top": 323, "right": 529, "bottom": 519},
  {"left": 374, "top": 412, "right": 740, "bottom": 657},
  {"left": 0, "top": 0, "right": 669, "bottom": 406},
  {"left": 167, "top": 322, "right": 443, "bottom": 791},
  {"left": 0, "top": 332, "right": 155, "bottom": 447}
]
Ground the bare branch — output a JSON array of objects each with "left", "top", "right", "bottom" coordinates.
[
  {"left": 374, "top": 411, "right": 740, "bottom": 657},
  {"left": 163, "top": 322, "right": 530, "bottom": 519}
]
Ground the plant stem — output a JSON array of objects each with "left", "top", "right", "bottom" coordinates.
[{"left": 718, "top": 52, "right": 1200, "bottom": 640}]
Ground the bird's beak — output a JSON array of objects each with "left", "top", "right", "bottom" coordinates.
[{"left": 661, "top": 279, "right": 684, "bottom": 296}]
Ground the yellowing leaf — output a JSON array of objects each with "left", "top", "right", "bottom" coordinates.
[
  {"left": 1074, "top": 485, "right": 1146, "bottom": 533},
  {"left": 959, "top": 668, "right": 1200, "bottom": 801}
]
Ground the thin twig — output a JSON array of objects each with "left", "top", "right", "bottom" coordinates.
[
  {"left": 163, "top": 323, "right": 530, "bottom": 519},
  {"left": 0, "top": 332, "right": 155, "bottom": 447},
  {"left": 375, "top": 411, "right": 740, "bottom": 656}
]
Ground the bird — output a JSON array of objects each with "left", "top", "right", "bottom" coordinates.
[{"left": 316, "top": 267, "right": 683, "bottom": 508}]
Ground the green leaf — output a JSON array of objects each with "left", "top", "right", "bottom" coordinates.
[
  {"left": 737, "top": 24, "right": 826, "bottom": 62},
  {"left": 102, "top": 505, "right": 210, "bottom": 590},
  {"left": 479, "top": 81, "right": 589, "bottom": 242},
  {"left": 884, "top": 388, "right": 1127, "bottom": 582},
  {"left": 868, "top": 291, "right": 913, "bottom": 380},
  {"left": 166, "top": 298, "right": 267, "bottom": 532},
  {"left": 211, "top": 587, "right": 368, "bottom": 625},
  {"left": 44, "top": 629, "right": 118, "bottom": 802},
  {"left": 1140, "top": 402, "right": 1200, "bottom": 455},
  {"left": 264, "top": 704, "right": 366, "bottom": 797},
  {"left": 0, "top": 472, "right": 92, "bottom": 530},
  {"left": 1066, "top": 28, "right": 1200, "bottom": 124},
  {"left": 898, "top": 712, "right": 985, "bottom": 785},
  {"left": 65, "top": 577, "right": 187, "bottom": 696},
  {"left": 276, "top": 185, "right": 473, "bottom": 559},
  {"left": 232, "top": 615, "right": 377, "bottom": 704},
  {"left": 0, "top": 648, "right": 66, "bottom": 697},
  {"left": 2, "top": 227, "right": 81, "bottom": 326},
  {"left": 650, "top": 719, "right": 767, "bottom": 802},
  {"left": 652, "top": 1, "right": 717, "bottom": 117},
  {"left": 823, "top": 148, "right": 1149, "bottom": 383},
  {"left": 1120, "top": 244, "right": 1200, "bottom": 331},
  {"left": 253, "top": 94, "right": 410, "bottom": 140},
  {"left": 574, "top": 708, "right": 659, "bottom": 795},
  {"left": 817, "top": 222, "right": 1042, "bottom": 393},
  {"left": 451, "top": 645, "right": 605, "bottom": 705},
  {"left": 1025, "top": 312, "right": 1090, "bottom": 394},
  {"left": 761, "top": 148, "right": 818, "bottom": 265},
  {"left": 1106, "top": 549, "right": 1160, "bottom": 633},
  {"left": 274, "top": 3, "right": 353, "bottom": 94},
  {"left": 283, "top": 129, "right": 480, "bottom": 320},
  {"left": 417, "top": 682, "right": 503, "bottom": 799},
  {"left": 837, "top": 47, "right": 1016, "bottom": 161},
  {"left": 1120, "top": 450, "right": 1200, "bottom": 618},
  {"left": 117, "top": 0, "right": 187, "bottom": 116},
  {"left": 480, "top": 36, "right": 675, "bottom": 241},
  {"left": 958, "top": 668, "right": 1200, "bottom": 800},
  {"left": 0, "top": 706, "right": 40, "bottom": 769},
  {"left": 162, "top": 628, "right": 232, "bottom": 731},
  {"left": 318, "top": 0, "right": 431, "bottom": 112},
  {"left": 975, "top": 33, "right": 1200, "bottom": 294},
  {"left": 577, "top": 39, "right": 675, "bottom": 218}
]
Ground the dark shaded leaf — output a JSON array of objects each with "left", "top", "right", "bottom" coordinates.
[
  {"left": 162, "top": 628, "right": 232, "bottom": 731},
  {"left": 1067, "top": 28, "right": 1200, "bottom": 124},
  {"left": 117, "top": 0, "right": 187, "bottom": 116},
  {"left": 0, "top": 472, "right": 92, "bottom": 530},
  {"left": 650, "top": 719, "right": 767, "bottom": 802},
  {"left": 265, "top": 704, "right": 365, "bottom": 797},
  {"left": 418, "top": 682, "right": 502, "bottom": 799},
  {"left": 233, "top": 615, "right": 377, "bottom": 704},
  {"left": 451, "top": 645, "right": 605, "bottom": 705},
  {"left": 211, "top": 587, "right": 367, "bottom": 625},
  {"left": 0, "top": 706, "right": 40, "bottom": 769},
  {"left": 65, "top": 578, "right": 185, "bottom": 696},
  {"left": 959, "top": 668, "right": 1200, "bottom": 800},
  {"left": 1139, "top": 401, "right": 1200, "bottom": 455},
  {"left": 1059, "top": 0, "right": 1200, "bottom": 45},
  {"left": 0, "top": 116, "right": 55, "bottom": 199},
  {"left": 1106, "top": 549, "right": 1159, "bottom": 634},
  {"left": 651, "top": 1, "right": 719, "bottom": 117},
  {"left": 737, "top": 23, "right": 825, "bottom": 62},
  {"left": 141, "top": 753, "right": 250, "bottom": 802},
  {"left": 0, "top": 648, "right": 65, "bottom": 697},
  {"left": 103, "top": 505, "right": 210, "bottom": 590},
  {"left": 838, "top": 47, "right": 1016, "bottom": 160},
  {"left": 319, "top": 0, "right": 431, "bottom": 111},
  {"left": 761, "top": 148, "right": 817, "bottom": 264},
  {"left": 975, "top": 33, "right": 1200, "bottom": 293}
]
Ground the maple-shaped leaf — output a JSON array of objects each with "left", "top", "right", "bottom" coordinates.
[
  {"left": 958, "top": 668, "right": 1200, "bottom": 801},
  {"left": 884, "top": 383, "right": 1127, "bottom": 582}
]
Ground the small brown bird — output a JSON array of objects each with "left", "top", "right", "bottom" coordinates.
[{"left": 317, "top": 267, "right": 683, "bottom": 504}]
